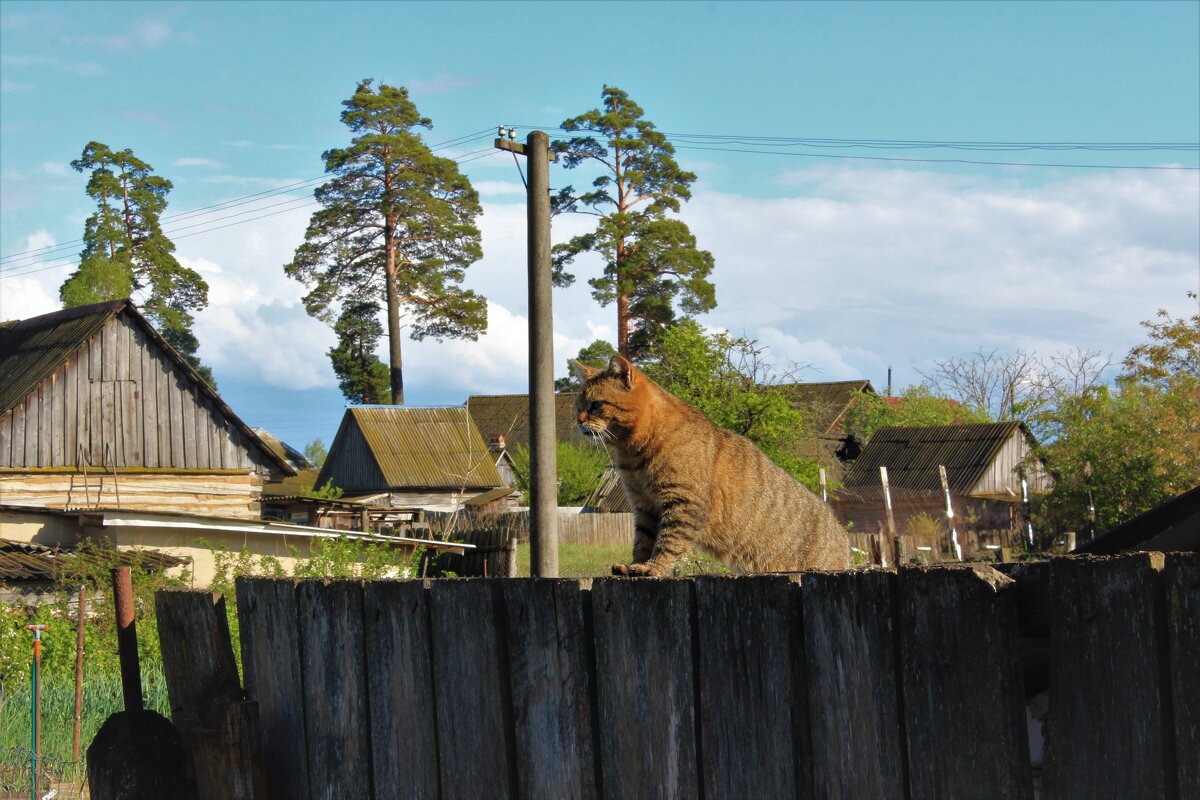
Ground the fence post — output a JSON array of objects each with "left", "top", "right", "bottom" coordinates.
[
  {"left": 880, "top": 467, "right": 897, "bottom": 535},
  {"left": 939, "top": 465, "right": 962, "bottom": 560},
  {"left": 112, "top": 567, "right": 142, "bottom": 712},
  {"left": 1166, "top": 553, "right": 1200, "bottom": 798}
]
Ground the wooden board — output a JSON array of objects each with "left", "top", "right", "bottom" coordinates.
[
  {"left": 429, "top": 579, "right": 517, "bottom": 799},
  {"left": 502, "top": 578, "right": 597, "bottom": 799},
  {"left": 694, "top": 575, "right": 808, "bottom": 799},
  {"left": 898, "top": 565, "right": 1032, "bottom": 800},
  {"left": 236, "top": 577, "right": 310, "bottom": 800},
  {"left": 1043, "top": 553, "right": 1173, "bottom": 799},
  {"left": 803, "top": 569, "right": 906, "bottom": 799},
  {"left": 362, "top": 579, "right": 440, "bottom": 800},
  {"left": 1165, "top": 553, "right": 1198, "bottom": 799},
  {"left": 591, "top": 578, "right": 699, "bottom": 799}
]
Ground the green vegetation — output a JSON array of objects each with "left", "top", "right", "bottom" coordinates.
[
  {"left": 842, "top": 383, "right": 991, "bottom": 446},
  {"left": 285, "top": 78, "right": 486, "bottom": 405},
  {"left": 515, "top": 541, "right": 731, "bottom": 578},
  {"left": 510, "top": 441, "right": 609, "bottom": 507}
]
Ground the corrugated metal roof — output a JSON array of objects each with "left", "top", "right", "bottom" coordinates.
[
  {"left": 0, "top": 300, "right": 121, "bottom": 413},
  {"left": 776, "top": 380, "right": 876, "bottom": 434},
  {"left": 842, "top": 421, "right": 1025, "bottom": 493},
  {"left": 466, "top": 393, "right": 585, "bottom": 448},
  {"left": 0, "top": 538, "right": 190, "bottom": 582},
  {"left": 0, "top": 300, "right": 294, "bottom": 476},
  {"left": 255, "top": 429, "right": 320, "bottom": 497},
  {"left": 342, "top": 406, "right": 503, "bottom": 490}
]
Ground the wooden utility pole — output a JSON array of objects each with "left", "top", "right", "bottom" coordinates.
[{"left": 496, "top": 128, "right": 559, "bottom": 577}]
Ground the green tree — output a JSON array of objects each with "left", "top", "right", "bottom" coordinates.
[
  {"left": 511, "top": 441, "right": 609, "bottom": 506},
  {"left": 328, "top": 301, "right": 391, "bottom": 404},
  {"left": 303, "top": 438, "right": 328, "bottom": 467},
  {"left": 61, "top": 141, "right": 215, "bottom": 386},
  {"left": 285, "top": 79, "right": 486, "bottom": 405},
  {"left": 556, "top": 339, "right": 618, "bottom": 391},
  {"left": 551, "top": 86, "right": 715, "bottom": 359},
  {"left": 1032, "top": 302, "right": 1200, "bottom": 537},
  {"left": 642, "top": 320, "right": 822, "bottom": 488},
  {"left": 842, "top": 383, "right": 992, "bottom": 446}
]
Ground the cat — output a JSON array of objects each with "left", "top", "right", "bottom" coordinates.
[{"left": 574, "top": 355, "right": 851, "bottom": 576}]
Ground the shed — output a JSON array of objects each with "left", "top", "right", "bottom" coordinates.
[
  {"left": 0, "top": 300, "right": 293, "bottom": 518},
  {"left": 833, "top": 421, "right": 1051, "bottom": 534},
  {"left": 1073, "top": 484, "right": 1200, "bottom": 554},
  {"left": 317, "top": 406, "right": 513, "bottom": 511},
  {"left": 777, "top": 379, "right": 877, "bottom": 475},
  {"left": 466, "top": 392, "right": 586, "bottom": 448}
]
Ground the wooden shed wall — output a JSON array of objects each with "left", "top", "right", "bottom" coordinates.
[
  {"left": 0, "top": 314, "right": 274, "bottom": 475},
  {"left": 320, "top": 420, "right": 387, "bottom": 493},
  {"left": 973, "top": 430, "right": 1052, "bottom": 496},
  {"left": 0, "top": 471, "right": 264, "bottom": 519}
]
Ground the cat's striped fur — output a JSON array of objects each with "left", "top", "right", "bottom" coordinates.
[{"left": 575, "top": 356, "right": 850, "bottom": 577}]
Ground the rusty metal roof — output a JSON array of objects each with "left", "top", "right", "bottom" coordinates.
[
  {"left": 842, "top": 421, "right": 1025, "bottom": 494},
  {"left": 0, "top": 538, "right": 190, "bottom": 582},
  {"left": 325, "top": 406, "right": 503, "bottom": 490},
  {"left": 776, "top": 380, "right": 876, "bottom": 434},
  {"left": 466, "top": 393, "right": 586, "bottom": 448}
]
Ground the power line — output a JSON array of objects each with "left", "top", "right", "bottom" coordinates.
[{"left": 0, "top": 128, "right": 496, "bottom": 267}]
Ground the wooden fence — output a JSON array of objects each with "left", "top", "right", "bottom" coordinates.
[
  {"left": 427, "top": 509, "right": 635, "bottom": 549},
  {"left": 153, "top": 552, "right": 1198, "bottom": 800}
]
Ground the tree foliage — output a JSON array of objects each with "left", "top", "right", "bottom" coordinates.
[
  {"left": 285, "top": 79, "right": 486, "bottom": 404},
  {"left": 556, "top": 339, "right": 618, "bottom": 391},
  {"left": 1031, "top": 301, "right": 1200, "bottom": 536},
  {"left": 842, "top": 383, "right": 991, "bottom": 446},
  {"left": 303, "top": 438, "right": 328, "bottom": 467},
  {"left": 510, "top": 441, "right": 609, "bottom": 507},
  {"left": 60, "top": 141, "right": 215, "bottom": 386},
  {"left": 328, "top": 301, "right": 391, "bottom": 404},
  {"left": 642, "top": 320, "right": 822, "bottom": 488},
  {"left": 551, "top": 86, "right": 715, "bottom": 359}
]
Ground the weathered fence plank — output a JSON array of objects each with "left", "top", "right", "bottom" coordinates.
[
  {"left": 694, "top": 575, "right": 809, "bottom": 799},
  {"left": 236, "top": 577, "right": 310, "bottom": 800},
  {"left": 297, "top": 579, "right": 371, "bottom": 799},
  {"left": 363, "top": 579, "right": 440, "bottom": 800},
  {"left": 1166, "top": 553, "right": 1198, "bottom": 799},
  {"left": 898, "top": 565, "right": 1032, "bottom": 800},
  {"left": 591, "top": 578, "right": 699, "bottom": 800},
  {"left": 502, "top": 579, "right": 597, "bottom": 800},
  {"left": 429, "top": 579, "right": 517, "bottom": 799},
  {"left": 802, "top": 569, "right": 906, "bottom": 799},
  {"left": 1043, "top": 553, "right": 1173, "bottom": 800},
  {"left": 156, "top": 589, "right": 265, "bottom": 800}
]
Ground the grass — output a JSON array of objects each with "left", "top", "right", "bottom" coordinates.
[{"left": 515, "top": 542, "right": 733, "bottom": 577}]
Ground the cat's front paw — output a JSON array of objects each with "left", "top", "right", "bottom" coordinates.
[
  {"left": 611, "top": 563, "right": 631, "bottom": 576},
  {"left": 625, "top": 562, "right": 663, "bottom": 577}
]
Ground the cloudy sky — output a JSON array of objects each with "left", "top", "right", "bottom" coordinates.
[{"left": 2, "top": 1, "right": 1197, "bottom": 450}]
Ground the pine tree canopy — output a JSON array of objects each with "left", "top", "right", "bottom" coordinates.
[
  {"left": 60, "top": 141, "right": 215, "bottom": 387},
  {"left": 285, "top": 79, "right": 486, "bottom": 404},
  {"left": 551, "top": 86, "right": 716, "bottom": 359}
]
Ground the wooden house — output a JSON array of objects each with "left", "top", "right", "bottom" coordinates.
[
  {"left": 832, "top": 421, "right": 1052, "bottom": 534},
  {"left": 316, "top": 406, "right": 516, "bottom": 512},
  {"left": 777, "top": 380, "right": 876, "bottom": 471},
  {"left": 0, "top": 300, "right": 293, "bottom": 518}
]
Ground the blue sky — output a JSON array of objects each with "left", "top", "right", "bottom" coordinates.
[{"left": 2, "top": 1, "right": 1198, "bottom": 451}]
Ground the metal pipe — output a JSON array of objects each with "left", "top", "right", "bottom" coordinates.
[{"left": 111, "top": 567, "right": 143, "bottom": 712}]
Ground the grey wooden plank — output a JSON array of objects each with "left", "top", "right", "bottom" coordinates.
[
  {"left": 194, "top": 396, "right": 211, "bottom": 469},
  {"left": 429, "top": 578, "right": 517, "bottom": 800},
  {"left": 591, "top": 578, "right": 699, "bottom": 800},
  {"left": 694, "top": 575, "right": 808, "bottom": 799},
  {"left": 297, "top": 579, "right": 370, "bottom": 799},
  {"left": 11, "top": 402, "right": 26, "bottom": 469},
  {"left": 38, "top": 381, "right": 52, "bottom": 467},
  {"left": 88, "top": 378, "right": 102, "bottom": 466},
  {"left": 115, "top": 315, "right": 129, "bottom": 382},
  {"left": 63, "top": 354, "right": 78, "bottom": 466},
  {"left": 1166, "top": 553, "right": 1198, "bottom": 800},
  {"left": 177, "top": 373, "right": 192, "bottom": 469},
  {"left": 1043, "top": 554, "right": 1173, "bottom": 799},
  {"left": 50, "top": 368, "right": 65, "bottom": 465},
  {"left": 899, "top": 565, "right": 1031, "bottom": 800},
  {"left": 159, "top": 350, "right": 174, "bottom": 467},
  {"left": 803, "top": 569, "right": 906, "bottom": 800},
  {"left": 127, "top": 324, "right": 143, "bottom": 466},
  {"left": 140, "top": 329, "right": 158, "bottom": 468},
  {"left": 100, "top": 379, "right": 115, "bottom": 465},
  {"left": 235, "top": 578, "right": 310, "bottom": 800},
  {"left": 24, "top": 392, "right": 39, "bottom": 467},
  {"left": 362, "top": 580, "right": 439, "bottom": 800},
  {"left": 502, "top": 578, "right": 597, "bottom": 800},
  {"left": 102, "top": 317, "right": 117, "bottom": 383},
  {"left": 0, "top": 409, "right": 11, "bottom": 467}
]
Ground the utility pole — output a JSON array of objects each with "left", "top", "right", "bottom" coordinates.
[{"left": 496, "top": 127, "right": 559, "bottom": 577}]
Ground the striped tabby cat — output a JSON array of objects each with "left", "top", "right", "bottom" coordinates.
[{"left": 575, "top": 356, "right": 850, "bottom": 576}]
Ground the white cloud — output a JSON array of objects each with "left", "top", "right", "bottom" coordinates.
[
  {"left": 0, "top": 78, "right": 34, "bottom": 93},
  {"left": 0, "top": 275, "right": 57, "bottom": 320},
  {"left": 40, "top": 161, "right": 71, "bottom": 176},
  {"left": 474, "top": 181, "right": 527, "bottom": 197}
]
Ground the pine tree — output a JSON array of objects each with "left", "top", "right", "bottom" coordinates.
[
  {"left": 551, "top": 86, "right": 716, "bottom": 359},
  {"left": 285, "top": 79, "right": 486, "bottom": 405},
  {"left": 328, "top": 302, "right": 391, "bottom": 404},
  {"left": 61, "top": 141, "right": 215, "bottom": 386}
]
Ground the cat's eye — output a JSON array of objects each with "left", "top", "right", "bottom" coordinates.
[{"left": 590, "top": 400, "right": 605, "bottom": 414}]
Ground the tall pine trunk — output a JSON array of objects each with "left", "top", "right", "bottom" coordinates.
[{"left": 384, "top": 232, "right": 404, "bottom": 405}]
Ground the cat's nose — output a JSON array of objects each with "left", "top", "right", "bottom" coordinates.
[{"left": 577, "top": 411, "right": 588, "bottom": 424}]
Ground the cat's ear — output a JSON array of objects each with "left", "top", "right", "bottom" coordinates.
[
  {"left": 572, "top": 360, "right": 600, "bottom": 382},
  {"left": 608, "top": 354, "right": 636, "bottom": 387}
]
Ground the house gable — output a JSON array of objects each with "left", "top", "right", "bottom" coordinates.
[{"left": 0, "top": 300, "right": 290, "bottom": 478}]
